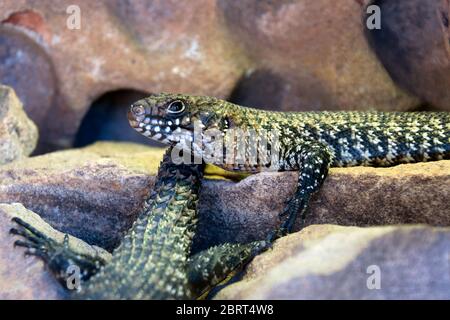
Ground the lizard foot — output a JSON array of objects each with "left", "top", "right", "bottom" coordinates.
[
  {"left": 10, "top": 217, "right": 58, "bottom": 256},
  {"left": 10, "top": 217, "right": 105, "bottom": 289},
  {"left": 273, "top": 195, "right": 309, "bottom": 240}
]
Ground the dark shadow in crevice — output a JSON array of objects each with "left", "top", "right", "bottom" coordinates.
[
  {"left": 411, "top": 103, "right": 442, "bottom": 112},
  {"left": 74, "top": 89, "right": 164, "bottom": 148},
  {"left": 228, "top": 69, "right": 287, "bottom": 111}
]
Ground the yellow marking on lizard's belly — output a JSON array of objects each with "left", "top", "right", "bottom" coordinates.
[{"left": 204, "top": 164, "right": 251, "bottom": 182}]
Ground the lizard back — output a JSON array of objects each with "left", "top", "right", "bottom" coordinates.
[{"left": 226, "top": 107, "right": 450, "bottom": 168}]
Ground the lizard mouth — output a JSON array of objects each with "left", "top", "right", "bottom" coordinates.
[{"left": 129, "top": 112, "right": 193, "bottom": 144}]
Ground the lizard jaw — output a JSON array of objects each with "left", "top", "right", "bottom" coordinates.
[{"left": 129, "top": 112, "right": 194, "bottom": 145}]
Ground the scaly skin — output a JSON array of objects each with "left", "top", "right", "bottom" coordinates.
[
  {"left": 75, "top": 148, "right": 205, "bottom": 299},
  {"left": 128, "top": 93, "right": 450, "bottom": 237},
  {"left": 11, "top": 147, "right": 268, "bottom": 299},
  {"left": 12, "top": 93, "right": 449, "bottom": 299}
]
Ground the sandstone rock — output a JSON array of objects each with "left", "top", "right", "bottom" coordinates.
[
  {"left": 220, "top": 0, "right": 420, "bottom": 111},
  {"left": 0, "top": 142, "right": 448, "bottom": 299},
  {"left": 0, "top": 142, "right": 165, "bottom": 250},
  {"left": 0, "top": 26, "right": 56, "bottom": 128},
  {"left": 0, "top": 1, "right": 248, "bottom": 151},
  {"left": 214, "top": 224, "right": 450, "bottom": 299},
  {"left": 0, "top": 84, "right": 38, "bottom": 165},
  {"left": 0, "top": 142, "right": 448, "bottom": 254},
  {"left": 0, "top": 203, "right": 110, "bottom": 299},
  {"left": 366, "top": 0, "right": 450, "bottom": 111},
  {"left": 194, "top": 160, "right": 450, "bottom": 251},
  {"left": 0, "top": 0, "right": 424, "bottom": 152}
]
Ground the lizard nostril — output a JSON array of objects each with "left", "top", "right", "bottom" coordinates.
[{"left": 131, "top": 105, "right": 145, "bottom": 116}]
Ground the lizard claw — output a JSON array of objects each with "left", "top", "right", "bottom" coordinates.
[
  {"left": 10, "top": 217, "right": 55, "bottom": 261},
  {"left": 10, "top": 216, "right": 105, "bottom": 286}
]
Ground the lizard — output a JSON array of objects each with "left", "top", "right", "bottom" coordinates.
[
  {"left": 127, "top": 93, "right": 450, "bottom": 240},
  {"left": 10, "top": 92, "right": 450, "bottom": 299},
  {"left": 10, "top": 147, "right": 268, "bottom": 299}
]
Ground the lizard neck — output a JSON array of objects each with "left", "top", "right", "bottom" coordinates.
[{"left": 80, "top": 148, "right": 205, "bottom": 299}]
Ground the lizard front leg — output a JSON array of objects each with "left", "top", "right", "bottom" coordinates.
[
  {"left": 10, "top": 217, "right": 107, "bottom": 288},
  {"left": 269, "top": 140, "right": 332, "bottom": 241}
]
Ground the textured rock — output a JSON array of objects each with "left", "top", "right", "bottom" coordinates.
[
  {"left": 194, "top": 160, "right": 450, "bottom": 251},
  {"left": 0, "top": 25, "right": 56, "bottom": 127},
  {"left": 0, "top": 142, "right": 165, "bottom": 250},
  {"left": 366, "top": 0, "right": 450, "bottom": 110},
  {"left": 0, "top": 203, "right": 110, "bottom": 299},
  {"left": 0, "top": 0, "right": 248, "bottom": 151},
  {"left": 0, "top": 142, "right": 448, "bottom": 299},
  {"left": 0, "top": 0, "right": 424, "bottom": 152},
  {"left": 0, "top": 84, "right": 38, "bottom": 165},
  {"left": 220, "top": 0, "right": 419, "bottom": 111},
  {"left": 214, "top": 224, "right": 450, "bottom": 299},
  {"left": 0, "top": 142, "right": 448, "bottom": 254}
]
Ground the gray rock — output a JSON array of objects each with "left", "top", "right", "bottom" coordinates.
[
  {"left": 0, "top": 85, "right": 38, "bottom": 165},
  {"left": 366, "top": 0, "right": 450, "bottom": 111},
  {"left": 214, "top": 224, "right": 450, "bottom": 299}
]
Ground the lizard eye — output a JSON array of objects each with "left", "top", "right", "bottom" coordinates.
[{"left": 167, "top": 100, "right": 185, "bottom": 114}]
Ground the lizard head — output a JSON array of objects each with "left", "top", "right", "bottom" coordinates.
[{"left": 128, "top": 93, "right": 230, "bottom": 145}]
